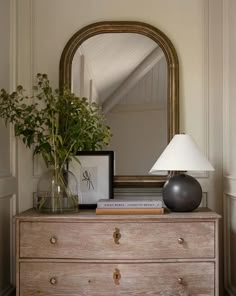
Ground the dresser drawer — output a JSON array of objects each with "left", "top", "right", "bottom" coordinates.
[
  {"left": 19, "top": 221, "right": 214, "bottom": 259},
  {"left": 20, "top": 262, "right": 214, "bottom": 296}
]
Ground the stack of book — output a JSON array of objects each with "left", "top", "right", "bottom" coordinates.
[{"left": 96, "top": 199, "right": 164, "bottom": 215}]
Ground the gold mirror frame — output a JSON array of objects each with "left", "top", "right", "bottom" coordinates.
[{"left": 59, "top": 21, "right": 179, "bottom": 187}]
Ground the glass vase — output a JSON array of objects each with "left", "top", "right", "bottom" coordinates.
[{"left": 36, "top": 167, "right": 79, "bottom": 213}]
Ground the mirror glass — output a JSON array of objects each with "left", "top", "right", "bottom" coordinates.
[
  {"left": 59, "top": 21, "right": 179, "bottom": 187},
  {"left": 71, "top": 33, "right": 168, "bottom": 176}
]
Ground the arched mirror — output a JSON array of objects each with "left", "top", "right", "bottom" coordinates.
[{"left": 59, "top": 21, "right": 179, "bottom": 187}]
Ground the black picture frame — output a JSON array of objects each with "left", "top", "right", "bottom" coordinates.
[{"left": 69, "top": 151, "right": 114, "bottom": 209}]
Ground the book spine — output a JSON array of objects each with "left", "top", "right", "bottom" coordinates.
[
  {"left": 97, "top": 201, "right": 162, "bottom": 208},
  {"left": 96, "top": 208, "right": 164, "bottom": 215}
]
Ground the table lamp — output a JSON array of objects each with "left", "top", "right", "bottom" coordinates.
[{"left": 149, "top": 134, "right": 214, "bottom": 212}]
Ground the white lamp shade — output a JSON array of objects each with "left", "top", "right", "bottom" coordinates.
[{"left": 149, "top": 134, "right": 214, "bottom": 173}]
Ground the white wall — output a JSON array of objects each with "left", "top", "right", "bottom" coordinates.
[
  {"left": 0, "top": 0, "right": 9, "bottom": 89},
  {"left": 0, "top": 0, "right": 17, "bottom": 294},
  {"left": 223, "top": 0, "right": 236, "bottom": 294},
  {"left": 106, "top": 59, "right": 168, "bottom": 175},
  {"left": 16, "top": 0, "right": 223, "bottom": 212},
  {"left": 107, "top": 108, "right": 167, "bottom": 175},
  {"left": 14, "top": 0, "right": 224, "bottom": 291}
]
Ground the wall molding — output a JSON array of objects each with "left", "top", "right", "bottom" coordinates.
[
  {"left": 191, "top": 0, "right": 210, "bottom": 180},
  {"left": 9, "top": 0, "right": 16, "bottom": 91},
  {"left": 16, "top": 0, "right": 33, "bottom": 88},
  {"left": 0, "top": 177, "right": 17, "bottom": 199},
  {"left": 224, "top": 175, "right": 236, "bottom": 181},
  {"left": 223, "top": 0, "right": 231, "bottom": 178},
  {"left": 224, "top": 175, "right": 236, "bottom": 196},
  {"left": 16, "top": 0, "right": 38, "bottom": 212},
  {"left": 202, "top": 0, "right": 210, "bottom": 177}
]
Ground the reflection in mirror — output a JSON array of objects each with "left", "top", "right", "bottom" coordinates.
[
  {"left": 59, "top": 21, "right": 179, "bottom": 187},
  {"left": 71, "top": 33, "right": 168, "bottom": 176}
]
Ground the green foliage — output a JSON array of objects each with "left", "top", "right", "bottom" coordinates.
[{"left": 0, "top": 73, "right": 112, "bottom": 168}]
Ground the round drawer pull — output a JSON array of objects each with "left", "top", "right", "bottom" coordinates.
[
  {"left": 177, "top": 237, "right": 184, "bottom": 244},
  {"left": 177, "top": 277, "right": 183, "bottom": 285},
  {"left": 49, "top": 236, "right": 57, "bottom": 244},
  {"left": 50, "top": 277, "right": 57, "bottom": 285}
]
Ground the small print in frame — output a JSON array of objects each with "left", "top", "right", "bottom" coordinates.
[{"left": 69, "top": 151, "right": 114, "bottom": 208}]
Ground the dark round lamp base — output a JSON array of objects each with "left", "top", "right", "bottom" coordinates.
[{"left": 163, "top": 174, "right": 202, "bottom": 212}]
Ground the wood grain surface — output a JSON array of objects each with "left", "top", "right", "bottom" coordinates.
[
  {"left": 19, "top": 221, "right": 214, "bottom": 259},
  {"left": 20, "top": 262, "right": 214, "bottom": 296},
  {"left": 16, "top": 209, "right": 220, "bottom": 296}
]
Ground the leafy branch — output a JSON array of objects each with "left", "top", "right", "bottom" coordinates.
[{"left": 0, "top": 73, "right": 112, "bottom": 169}]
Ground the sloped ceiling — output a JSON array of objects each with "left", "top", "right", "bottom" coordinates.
[{"left": 73, "top": 33, "right": 159, "bottom": 103}]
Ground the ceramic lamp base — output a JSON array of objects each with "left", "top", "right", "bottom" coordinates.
[{"left": 163, "top": 173, "right": 202, "bottom": 212}]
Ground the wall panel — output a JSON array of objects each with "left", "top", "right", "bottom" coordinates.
[
  {"left": 15, "top": 0, "right": 221, "bottom": 212},
  {"left": 223, "top": 0, "right": 236, "bottom": 294},
  {"left": 0, "top": 122, "right": 11, "bottom": 177},
  {"left": 0, "top": 1, "right": 17, "bottom": 295},
  {"left": 15, "top": 1, "right": 223, "bottom": 292}
]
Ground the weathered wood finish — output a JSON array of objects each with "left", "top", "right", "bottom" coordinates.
[
  {"left": 20, "top": 262, "right": 214, "bottom": 296},
  {"left": 20, "top": 221, "right": 215, "bottom": 259},
  {"left": 16, "top": 208, "right": 220, "bottom": 296}
]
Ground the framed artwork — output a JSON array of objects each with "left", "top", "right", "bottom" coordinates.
[{"left": 69, "top": 151, "right": 114, "bottom": 208}]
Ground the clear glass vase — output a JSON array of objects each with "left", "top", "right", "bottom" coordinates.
[{"left": 36, "top": 167, "right": 79, "bottom": 213}]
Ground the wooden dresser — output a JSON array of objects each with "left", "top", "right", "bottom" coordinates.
[{"left": 16, "top": 208, "right": 220, "bottom": 296}]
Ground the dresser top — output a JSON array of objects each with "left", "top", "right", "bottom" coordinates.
[{"left": 15, "top": 208, "right": 221, "bottom": 222}]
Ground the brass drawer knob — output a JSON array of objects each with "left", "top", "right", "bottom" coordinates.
[
  {"left": 177, "top": 237, "right": 184, "bottom": 244},
  {"left": 50, "top": 277, "right": 57, "bottom": 285},
  {"left": 177, "top": 277, "right": 183, "bottom": 285},
  {"left": 113, "top": 228, "right": 121, "bottom": 244},
  {"left": 49, "top": 236, "right": 57, "bottom": 244}
]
